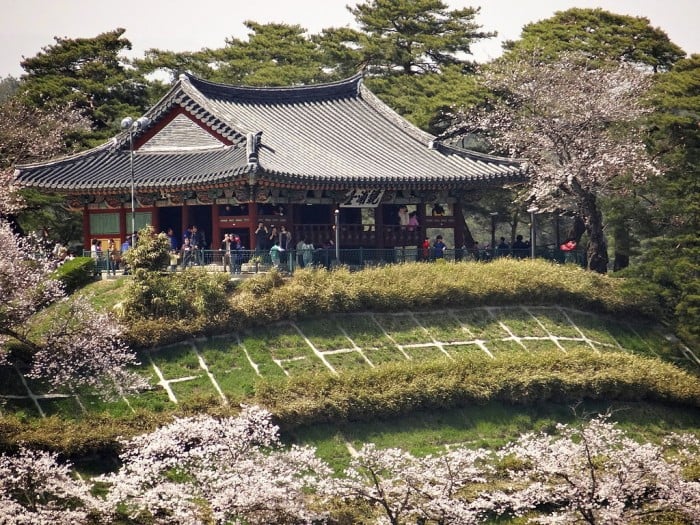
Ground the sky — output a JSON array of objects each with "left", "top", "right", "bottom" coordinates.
[{"left": 2, "top": 0, "right": 699, "bottom": 78}]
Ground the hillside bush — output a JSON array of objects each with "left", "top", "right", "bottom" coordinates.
[
  {"left": 222, "top": 260, "right": 661, "bottom": 337},
  {"left": 255, "top": 350, "right": 700, "bottom": 429},
  {"left": 121, "top": 225, "right": 170, "bottom": 272},
  {"left": 2, "top": 349, "right": 698, "bottom": 456},
  {"left": 52, "top": 256, "right": 95, "bottom": 293},
  {"left": 103, "top": 258, "right": 665, "bottom": 348}
]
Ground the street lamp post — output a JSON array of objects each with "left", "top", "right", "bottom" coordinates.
[
  {"left": 527, "top": 206, "right": 538, "bottom": 260},
  {"left": 120, "top": 116, "right": 150, "bottom": 247},
  {"left": 334, "top": 209, "right": 340, "bottom": 262},
  {"left": 489, "top": 212, "right": 498, "bottom": 257}
]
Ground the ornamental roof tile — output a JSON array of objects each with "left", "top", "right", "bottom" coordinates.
[{"left": 15, "top": 73, "right": 526, "bottom": 194}]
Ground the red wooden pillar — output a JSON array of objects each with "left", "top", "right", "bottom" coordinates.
[
  {"left": 119, "top": 206, "right": 127, "bottom": 244},
  {"left": 249, "top": 200, "right": 259, "bottom": 249},
  {"left": 150, "top": 207, "right": 159, "bottom": 233},
  {"left": 83, "top": 205, "right": 91, "bottom": 250},
  {"left": 375, "top": 204, "right": 384, "bottom": 249},
  {"left": 182, "top": 204, "right": 190, "bottom": 244},
  {"left": 211, "top": 204, "right": 220, "bottom": 249},
  {"left": 454, "top": 200, "right": 465, "bottom": 249}
]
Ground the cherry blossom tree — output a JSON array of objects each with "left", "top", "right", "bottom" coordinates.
[
  {"left": 495, "top": 414, "right": 700, "bottom": 524},
  {"left": 0, "top": 96, "right": 145, "bottom": 399},
  {"left": 446, "top": 53, "right": 658, "bottom": 273},
  {"left": 0, "top": 220, "right": 64, "bottom": 360},
  {"left": 0, "top": 220, "right": 146, "bottom": 398},
  {"left": 0, "top": 446, "right": 107, "bottom": 525},
  {"left": 101, "top": 405, "right": 332, "bottom": 524},
  {"left": 323, "top": 442, "right": 495, "bottom": 525},
  {"left": 3, "top": 406, "right": 698, "bottom": 524},
  {"left": 0, "top": 97, "right": 88, "bottom": 215}
]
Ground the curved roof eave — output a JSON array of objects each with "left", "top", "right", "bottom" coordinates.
[{"left": 15, "top": 146, "right": 252, "bottom": 194}]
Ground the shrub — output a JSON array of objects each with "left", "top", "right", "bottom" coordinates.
[
  {"left": 52, "top": 256, "right": 95, "bottom": 293},
  {"left": 122, "top": 225, "right": 170, "bottom": 272},
  {"left": 122, "top": 267, "right": 233, "bottom": 321},
  {"left": 224, "top": 260, "right": 661, "bottom": 337},
  {"left": 254, "top": 350, "right": 700, "bottom": 429}
]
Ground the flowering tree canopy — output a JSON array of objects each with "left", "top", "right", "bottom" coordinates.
[
  {"left": 497, "top": 414, "right": 700, "bottom": 524},
  {"left": 0, "top": 220, "right": 145, "bottom": 398},
  {"left": 101, "top": 405, "right": 332, "bottom": 524},
  {"left": 0, "top": 96, "right": 144, "bottom": 399},
  {"left": 446, "top": 53, "right": 657, "bottom": 273},
  {"left": 0, "top": 97, "right": 88, "bottom": 215},
  {"left": 324, "top": 442, "right": 495, "bottom": 525},
  {"left": 0, "top": 447, "right": 107, "bottom": 525},
  {"left": 1, "top": 407, "right": 698, "bottom": 524}
]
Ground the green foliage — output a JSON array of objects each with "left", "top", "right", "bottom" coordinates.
[
  {"left": 122, "top": 226, "right": 170, "bottom": 272},
  {"left": 256, "top": 350, "right": 700, "bottom": 429},
  {"left": 501, "top": 7, "right": 685, "bottom": 71},
  {"left": 18, "top": 28, "right": 151, "bottom": 144},
  {"left": 646, "top": 55, "right": 700, "bottom": 235},
  {"left": 16, "top": 189, "right": 83, "bottom": 246},
  {"left": 225, "top": 260, "right": 660, "bottom": 336},
  {"left": 118, "top": 225, "right": 234, "bottom": 346},
  {"left": 210, "top": 22, "right": 333, "bottom": 86},
  {"left": 620, "top": 56, "right": 700, "bottom": 345},
  {"left": 349, "top": 0, "right": 494, "bottom": 75},
  {"left": 0, "top": 409, "right": 181, "bottom": 457},
  {"left": 52, "top": 256, "right": 96, "bottom": 294},
  {"left": 0, "top": 75, "right": 20, "bottom": 103},
  {"left": 365, "top": 65, "right": 487, "bottom": 134},
  {"left": 121, "top": 268, "right": 234, "bottom": 348},
  {"left": 136, "top": 22, "right": 336, "bottom": 86},
  {"left": 620, "top": 235, "right": 700, "bottom": 346},
  {"left": 122, "top": 267, "right": 233, "bottom": 319}
]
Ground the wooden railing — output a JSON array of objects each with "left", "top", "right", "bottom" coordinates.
[{"left": 293, "top": 223, "right": 423, "bottom": 247}]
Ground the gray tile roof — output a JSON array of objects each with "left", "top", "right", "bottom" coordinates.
[
  {"left": 15, "top": 142, "right": 250, "bottom": 193},
  {"left": 15, "top": 73, "right": 526, "bottom": 194}
]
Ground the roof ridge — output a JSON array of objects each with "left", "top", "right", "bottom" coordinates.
[
  {"left": 183, "top": 72, "right": 364, "bottom": 103},
  {"left": 15, "top": 141, "right": 114, "bottom": 170},
  {"left": 135, "top": 145, "right": 233, "bottom": 155},
  {"left": 433, "top": 141, "right": 527, "bottom": 168},
  {"left": 357, "top": 83, "right": 436, "bottom": 147}
]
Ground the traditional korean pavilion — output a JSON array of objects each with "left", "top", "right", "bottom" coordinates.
[{"left": 14, "top": 73, "right": 526, "bottom": 251}]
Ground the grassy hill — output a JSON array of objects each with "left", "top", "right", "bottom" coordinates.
[{"left": 1, "top": 259, "right": 698, "bottom": 464}]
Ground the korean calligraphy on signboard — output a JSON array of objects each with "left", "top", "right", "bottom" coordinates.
[{"left": 340, "top": 189, "right": 385, "bottom": 208}]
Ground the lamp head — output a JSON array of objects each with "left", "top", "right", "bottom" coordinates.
[{"left": 121, "top": 116, "right": 150, "bottom": 130}]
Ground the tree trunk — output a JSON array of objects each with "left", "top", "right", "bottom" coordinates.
[
  {"left": 582, "top": 194, "right": 609, "bottom": 274},
  {"left": 612, "top": 221, "right": 630, "bottom": 272}
]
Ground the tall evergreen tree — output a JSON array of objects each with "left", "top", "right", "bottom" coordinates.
[
  {"left": 494, "top": 8, "right": 686, "bottom": 271},
  {"left": 18, "top": 28, "right": 151, "bottom": 144},
  {"left": 208, "top": 22, "right": 333, "bottom": 86},
  {"left": 348, "top": 0, "right": 494, "bottom": 76},
  {"left": 314, "top": 0, "right": 495, "bottom": 133},
  {"left": 502, "top": 8, "right": 685, "bottom": 72},
  {"left": 136, "top": 22, "right": 335, "bottom": 87},
  {"left": 0, "top": 75, "right": 20, "bottom": 103},
  {"left": 624, "top": 55, "right": 700, "bottom": 344}
]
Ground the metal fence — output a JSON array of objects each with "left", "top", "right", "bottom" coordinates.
[{"left": 85, "top": 246, "right": 586, "bottom": 275}]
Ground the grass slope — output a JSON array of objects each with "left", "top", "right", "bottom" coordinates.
[{"left": 0, "top": 259, "right": 698, "bottom": 458}]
